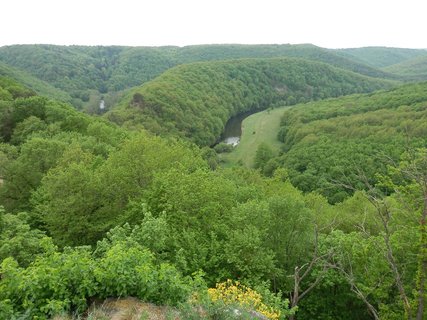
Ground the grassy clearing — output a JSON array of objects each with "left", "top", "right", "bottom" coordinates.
[{"left": 220, "top": 105, "right": 289, "bottom": 168}]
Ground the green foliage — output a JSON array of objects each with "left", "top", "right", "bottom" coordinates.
[
  {"left": 0, "top": 81, "right": 128, "bottom": 214},
  {"left": 94, "top": 207, "right": 171, "bottom": 259},
  {"left": 95, "top": 242, "right": 190, "bottom": 304},
  {"left": 175, "top": 44, "right": 394, "bottom": 79},
  {"left": 297, "top": 274, "right": 368, "bottom": 320},
  {"left": 31, "top": 133, "right": 205, "bottom": 246},
  {"left": 0, "top": 76, "right": 37, "bottom": 141},
  {"left": 254, "top": 142, "right": 274, "bottom": 172},
  {"left": 0, "top": 246, "right": 96, "bottom": 318},
  {"left": 0, "top": 61, "right": 72, "bottom": 103},
  {"left": 213, "top": 142, "right": 233, "bottom": 153},
  {"left": 145, "top": 168, "right": 239, "bottom": 281},
  {"left": 0, "top": 76, "right": 36, "bottom": 99},
  {"left": 0, "top": 45, "right": 117, "bottom": 108},
  {"left": 0, "top": 136, "right": 68, "bottom": 211},
  {"left": 108, "top": 57, "right": 393, "bottom": 146},
  {"left": 32, "top": 156, "right": 104, "bottom": 245},
  {"left": 10, "top": 116, "right": 47, "bottom": 144},
  {"left": 1, "top": 60, "right": 426, "bottom": 319},
  {"left": 337, "top": 47, "right": 427, "bottom": 68},
  {"left": 0, "top": 207, "right": 49, "bottom": 267},
  {"left": 0, "top": 44, "right": 400, "bottom": 110},
  {"left": 383, "top": 55, "right": 427, "bottom": 81},
  {"left": 0, "top": 238, "right": 193, "bottom": 318},
  {"left": 273, "top": 81, "right": 427, "bottom": 202},
  {"left": 224, "top": 222, "right": 276, "bottom": 282}
]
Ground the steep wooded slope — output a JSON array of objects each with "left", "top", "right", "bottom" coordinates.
[
  {"left": 383, "top": 55, "right": 427, "bottom": 81},
  {"left": 0, "top": 44, "right": 396, "bottom": 109},
  {"left": 267, "top": 81, "right": 427, "bottom": 203},
  {"left": 0, "top": 61, "right": 72, "bottom": 103},
  {"left": 107, "top": 57, "right": 395, "bottom": 146},
  {"left": 0, "top": 74, "right": 425, "bottom": 320}
]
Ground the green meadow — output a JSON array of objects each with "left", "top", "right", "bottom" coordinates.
[{"left": 220, "top": 105, "right": 290, "bottom": 167}]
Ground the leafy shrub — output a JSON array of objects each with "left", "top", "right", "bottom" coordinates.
[
  {"left": 95, "top": 242, "right": 158, "bottom": 299},
  {"left": 95, "top": 242, "right": 192, "bottom": 306},
  {"left": 213, "top": 142, "right": 234, "bottom": 153},
  {"left": 0, "top": 240, "right": 192, "bottom": 318},
  {"left": 183, "top": 279, "right": 292, "bottom": 320},
  {"left": 0, "top": 299, "right": 14, "bottom": 319},
  {"left": 154, "top": 263, "right": 192, "bottom": 305},
  {"left": 0, "top": 245, "right": 96, "bottom": 318},
  {"left": 0, "top": 208, "right": 49, "bottom": 267},
  {"left": 254, "top": 143, "right": 274, "bottom": 170}
]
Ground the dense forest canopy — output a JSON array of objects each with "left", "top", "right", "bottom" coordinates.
[
  {"left": 0, "top": 43, "right": 427, "bottom": 319},
  {"left": 0, "top": 44, "right": 414, "bottom": 110},
  {"left": 0, "top": 61, "right": 73, "bottom": 103},
  {"left": 337, "top": 46, "right": 427, "bottom": 68},
  {"left": 107, "top": 57, "right": 395, "bottom": 146},
  {"left": 383, "top": 55, "right": 427, "bottom": 81},
  {"left": 255, "top": 82, "right": 427, "bottom": 203}
]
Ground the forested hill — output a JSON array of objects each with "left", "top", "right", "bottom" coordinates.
[
  {"left": 0, "top": 45, "right": 121, "bottom": 109},
  {"left": 262, "top": 81, "right": 427, "bottom": 203},
  {"left": 336, "top": 46, "right": 427, "bottom": 68},
  {"left": 0, "top": 61, "right": 72, "bottom": 103},
  {"left": 0, "top": 44, "right": 398, "bottom": 109},
  {"left": 106, "top": 57, "right": 395, "bottom": 146},
  {"left": 382, "top": 55, "right": 427, "bottom": 80},
  {"left": 173, "top": 44, "right": 395, "bottom": 79},
  {"left": 1, "top": 75, "right": 427, "bottom": 319}
]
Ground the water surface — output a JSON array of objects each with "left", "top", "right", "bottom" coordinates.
[{"left": 221, "top": 110, "right": 259, "bottom": 146}]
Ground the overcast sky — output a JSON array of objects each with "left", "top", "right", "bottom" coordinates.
[{"left": 1, "top": 0, "right": 426, "bottom": 49}]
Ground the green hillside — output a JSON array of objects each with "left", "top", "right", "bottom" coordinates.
[
  {"left": 337, "top": 46, "right": 427, "bottom": 68},
  {"left": 107, "top": 57, "right": 395, "bottom": 146},
  {"left": 383, "top": 54, "right": 427, "bottom": 80},
  {"left": 242, "top": 81, "right": 427, "bottom": 203},
  {"left": 0, "top": 61, "right": 72, "bottom": 103},
  {"left": 0, "top": 45, "right": 114, "bottom": 93},
  {"left": 0, "top": 44, "right": 397, "bottom": 110},
  {"left": 176, "top": 44, "right": 395, "bottom": 79},
  {"left": 107, "top": 46, "right": 178, "bottom": 91},
  {"left": 1, "top": 72, "right": 426, "bottom": 319},
  {"left": 0, "top": 45, "right": 124, "bottom": 108}
]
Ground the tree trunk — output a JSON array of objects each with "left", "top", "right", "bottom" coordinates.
[
  {"left": 289, "top": 266, "right": 300, "bottom": 320},
  {"left": 416, "top": 191, "right": 427, "bottom": 320}
]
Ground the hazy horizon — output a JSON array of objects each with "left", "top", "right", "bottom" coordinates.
[
  {"left": 0, "top": 43, "right": 426, "bottom": 51},
  {"left": 2, "top": 0, "right": 427, "bottom": 50}
]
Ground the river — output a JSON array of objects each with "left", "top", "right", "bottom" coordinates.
[{"left": 220, "top": 110, "right": 259, "bottom": 146}]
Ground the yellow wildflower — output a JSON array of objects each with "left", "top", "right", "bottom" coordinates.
[{"left": 206, "top": 280, "right": 281, "bottom": 320}]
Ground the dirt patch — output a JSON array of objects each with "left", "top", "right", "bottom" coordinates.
[{"left": 87, "top": 297, "right": 180, "bottom": 320}]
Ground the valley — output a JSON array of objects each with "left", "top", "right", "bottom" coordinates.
[
  {"left": 0, "top": 44, "right": 427, "bottom": 319},
  {"left": 219, "top": 105, "right": 289, "bottom": 167}
]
